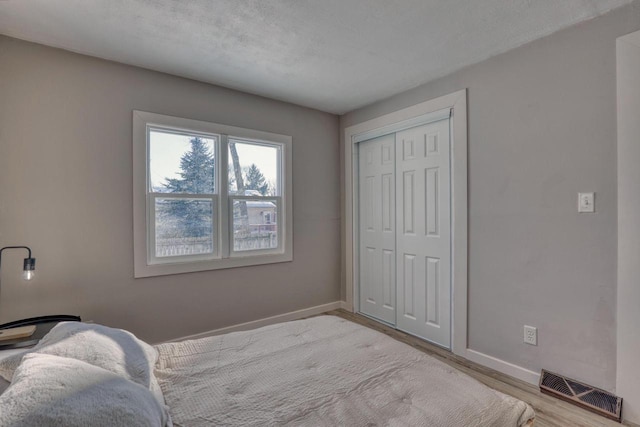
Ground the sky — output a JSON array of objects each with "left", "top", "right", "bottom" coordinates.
[{"left": 149, "top": 130, "right": 279, "bottom": 193}]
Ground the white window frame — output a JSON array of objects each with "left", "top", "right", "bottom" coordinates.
[
  {"left": 133, "top": 111, "right": 293, "bottom": 278},
  {"left": 147, "top": 126, "right": 220, "bottom": 266}
]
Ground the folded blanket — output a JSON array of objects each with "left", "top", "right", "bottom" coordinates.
[
  {"left": 0, "top": 321, "right": 167, "bottom": 414},
  {"left": 0, "top": 353, "right": 170, "bottom": 427}
]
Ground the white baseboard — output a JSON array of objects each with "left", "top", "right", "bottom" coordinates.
[
  {"left": 165, "top": 301, "right": 343, "bottom": 343},
  {"left": 465, "top": 348, "right": 540, "bottom": 386},
  {"left": 340, "top": 301, "right": 353, "bottom": 311}
]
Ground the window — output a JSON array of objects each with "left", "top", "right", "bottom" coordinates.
[{"left": 133, "top": 111, "right": 292, "bottom": 278}]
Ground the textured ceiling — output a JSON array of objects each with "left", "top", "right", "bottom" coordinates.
[{"left": 0, "top": 0, "right": 633, "bottom": 113}]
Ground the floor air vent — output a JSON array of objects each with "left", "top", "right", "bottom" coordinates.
[{"left": 539, "top": 369, "right": 622, "bottom": 422}]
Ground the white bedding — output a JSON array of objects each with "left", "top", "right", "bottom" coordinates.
[
  {"left": 0, "top": 349, "right": 22, "bottom": 395},
  {"left": 0, "top": 353, "right": 170, "bottom": 427},
  {"left": 155, "top": 315, "right": 535, "bottom": 426}
]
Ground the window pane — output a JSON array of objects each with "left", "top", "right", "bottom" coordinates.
[
  {"left": 155, "top": 198, "right": 215, "bottom": 257},
  {"left": 228, "top": 139, "right": 279, "bottom": 196},
  {"left": 149, "top": 129, "right": 216, "bottom": 194},
  {"left": 232, "top": 199, "right": 278, "bottom": 252}
]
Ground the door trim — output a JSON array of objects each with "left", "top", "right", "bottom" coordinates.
[
  {"left": 344, "top": 89, "right": 467, "bottom": 357},
  {"left": 353, "top": 107, "right": 451, "bottom": 143}
]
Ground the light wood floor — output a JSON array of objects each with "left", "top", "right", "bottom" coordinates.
[{"left": 328, "top": 310, "right": 629, "bottom": 427}]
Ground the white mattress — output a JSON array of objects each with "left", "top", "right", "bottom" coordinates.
[{"left": 154, "top": 316, "right": 535, "bottom": 426}]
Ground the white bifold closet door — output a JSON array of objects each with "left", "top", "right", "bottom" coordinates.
[
  {"left": 358, "top": 133, "right": 397, "bottom": 325},
  {"left": 358, "top": 118, "right": 451, "bottom": 348}
]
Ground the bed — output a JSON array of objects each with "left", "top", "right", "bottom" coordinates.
[{"left": 0, "top": 315, "right": 535, "bottom": 426}]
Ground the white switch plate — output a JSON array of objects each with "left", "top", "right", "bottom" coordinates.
[
  {"left": 524, "top": 325, "right": 537, "bottom": 346},
  {"left": 578, "top": 192, "right": 595, "bottom": 213}
]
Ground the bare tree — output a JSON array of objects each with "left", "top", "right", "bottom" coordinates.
[{"left": 229, "top": 141, "right": 248, "bottom": 227}]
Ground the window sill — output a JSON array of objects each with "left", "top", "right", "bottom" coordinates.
[{"left": 134, "top": 252, "right": 293, "bottom": 278}]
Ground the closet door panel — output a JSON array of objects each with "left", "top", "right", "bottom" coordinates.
[
  {"left": 395, "top": 119, "right": 451, "bottom": 348},
  {"left": 358, "top": 134, "right": 396, "bottom": 324}
]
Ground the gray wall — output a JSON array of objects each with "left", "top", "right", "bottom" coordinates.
[
  {"left": 617, "top": 32, "right": 640, "bottom": 423},
  {"left": 0, "top": 36, "right": 341, "bottom": 344},
  {"left": 341, "top": 1, "right": 640, "bottom": 391}
]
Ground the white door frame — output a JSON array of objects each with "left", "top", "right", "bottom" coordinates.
[{"left": 344, "top": 89, "right": 467, "bottom": 357}]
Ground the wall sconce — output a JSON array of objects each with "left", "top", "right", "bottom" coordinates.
[{"left": 0, "top": 246, "right": 36, "bottom": 281}]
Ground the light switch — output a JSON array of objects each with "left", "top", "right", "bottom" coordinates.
[{"left": 578, "top": 192, "right": 595, "bottom": 213}]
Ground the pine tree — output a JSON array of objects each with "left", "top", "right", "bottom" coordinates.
[
  {"left": 160, "top": 137, "right": 215, "bottom": 238},
  {"left": 244, "top": 163, "right": 269, "bottom": 195},
  {"left": 164, "top": 137, "right": 215, "bottom": 193}
]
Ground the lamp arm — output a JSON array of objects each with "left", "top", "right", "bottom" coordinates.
[{"left": 0, "top": 246, "right": 33, "bottom": 270}]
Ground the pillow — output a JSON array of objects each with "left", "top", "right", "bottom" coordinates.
[
  {"left": 0, "top": 322, "right": 157, "bottom": 388},
  {"left": 0, "top": 353, "right": 170, "bottom": 427}
]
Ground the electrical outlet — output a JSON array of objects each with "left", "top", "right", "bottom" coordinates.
[{"left": 524, "top": 325, "right": 537, "bottom": 346}]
